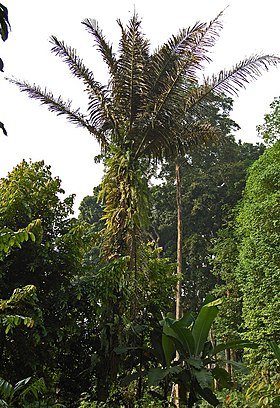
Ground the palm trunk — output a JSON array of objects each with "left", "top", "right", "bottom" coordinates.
[
  {"left": 174, "top": 158, "right": 183, "bottom": 407},
  {"left": 176, "top": 158, "right": 183, "bottom": 320}
]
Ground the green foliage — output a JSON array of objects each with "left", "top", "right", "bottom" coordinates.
[
  {"left": 6, "top": 10, "right": 280, "bottom": 407},
  {"left": 71, "top": 241, "right": 176, "bottom": 403},
  {"left": 257, "top": 96, "right": 280, "bottom": 145},
  {"left": 0, "top": 160, "right": 88, "bottom": 405},
  {"left": 0, "top": 376, "right": 31, "bottom": 407},
  {"left": 0, "top": 220, "right": 41, "bottom": 258},
  {"left": 99, "top": 145, "right": 149, "bottom": 259},
  {"left": 0, "top": 285, "right": 38, "bottom": 334},
  {"left": 235, "top": 141, "right": 280, "bottom": 371},
  {"left": 122, "top": 296, "right": 255, "bottom": 407},
  {"left": 244, "top": 379, "right": 280, "bottom": 407},
  {"left": 151, "top": 138, "right": 265, "bottom": 312},
  {"left": 0, "top": 4, "right": 9, "bottom": 44},
  {"left": 157, "top": 296, "right": 255, "bottom": 406},
  {"left": 0, "top": 376, "right": 51, "bottom": 407}
]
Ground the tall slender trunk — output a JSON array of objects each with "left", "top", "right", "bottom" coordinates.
[
  {"left": 174, "top": 158, "right": 183, "bottom": 407},
  {"left": 176, "top": 158, "right": 183, "bottom": 320}
]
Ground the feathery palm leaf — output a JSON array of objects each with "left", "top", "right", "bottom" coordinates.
[
  {"left": 8, "top": 78, "right": 108, "bottom": 147},
  {"left": 50, "top": 36, "right": 115, "bottom": 137},
  {"left": 132, "top": 12, "right": 225, "bottom": 160},
  {"left": 148, "top": 11, "right": 223, "bottom": 122},
  {"left": 205, "top": 54, "right": 280, "bottom": 96},
  {"left": 113, "top": 14, "right": 150, "bottom": 136},
  {"left": 82, "top": 18, "right": 117, "bottom": 77},
  {"left": 181, "top": 54, "right": 280, "bottom": 118}
]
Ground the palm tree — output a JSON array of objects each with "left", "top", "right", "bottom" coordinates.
[
  {"left": 9, "top": 10, "right": 280, "bottom": 403},
  {"left": 9, "top": 11, "right": 279, "bottom": 262}
]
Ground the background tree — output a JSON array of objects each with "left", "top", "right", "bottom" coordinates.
[
  {"left": 235, "top": 141, "right": 280, "bottom": 374},
  {"left": 209, "top": 141, "right": 280, "bottom": 406},
  {"left": 257, "top": 96, "right": 280, "bottom": 145},
  {"left": 151, "top": 136, "right": 265, "bottom": 312},
  {"left": 0, "top": 160, "right": 88, "bottom": 404}
]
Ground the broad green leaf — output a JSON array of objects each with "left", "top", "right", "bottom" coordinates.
[
  {"left": 194, "top": 382, "right": 220, "bottom": 407},
  {"left": 193, "top": 367, "right": 213, "bottom": 389},
  {"left": 192, "top": 302, "right": 219, "bottom": 356},
  {"left": 177, "top": 312, "right": 195, "bottom": 328},
  {"left": 162, "top": 333, "right": 175, "bottom": 368},
  {"left": 187, "top": 356, "right": 203, "bottom": 369},
  {"left": 148, "top": 368, "right": 167, "bottom": 386},
  {"left": 225, "top": 360, "right": 250, "bottom": 374},
  {"left": 211, "top": 339, "right": 257, "bottom": 356},
  {"left": 0, "top": 378, "right": 13, "bottom": 400},
  {"left": 212, "top": 367, "right": 233, "bottom": 389},
  {"left": 162, "top": 326, "right": 185, "bottom": 357},
  {"left": 171, "top": 322, "right": 195, "bottom": 356},
  {"left": 148, "top": 366, "right": 182, "bottom": 386}
]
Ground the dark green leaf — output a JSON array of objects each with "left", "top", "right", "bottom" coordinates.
[
  {"left": 162, "top": 333, "right": 175, "bottom": 368},
  {"left": 269, "top": 341, "right": 280, "bottom": 364},
  {"left": 211, "top": 339, "right": 257, "bottom": 356},
  {"left": 120, "top": 370, "right": 146, "bottom": 386},
  {"left": 192, "top": 301, "right": 220, "bottom": 356},
  {"left": 212, "top": 367, "right": 233, "bottom": 389},
  {"left": 195, "top": 384, "right": 220, "bottom": 406},
  {"left": 225, "top": 360, "right": 250, "bottom": 374},
  {"left": 148, "top": 366, "right": 182, "bottom": 386},
  {"left": 193, "top": 367, "right": 213, "bottom": 389}
]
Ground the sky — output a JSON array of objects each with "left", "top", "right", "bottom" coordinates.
[{"left": 1, "top": 0, "right": 280, "bottom": 213}]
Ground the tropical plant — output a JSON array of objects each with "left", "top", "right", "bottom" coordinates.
[
  {"left": 0, "top": 376, "right": 49, "bottom": 407},
  {"left": 151, "top": 138, "right": 265, "bottom": 313},
  {"left": 0, "top": 160, "right": 89, "bottom": 405},
  {"left": 8, "top": 11, "right": 280, "bottom": 404},
  {"left": 0, "top": 285, "right": 37, "bottom": 335},
  {"left": 257, "top": 96, "right": 280, "bottom": 145},
  {"left": 9, "top": 11, "right": 280, "bottom": 262},
  {"left": 234, "top": 141, "right": 280, "bottom": 373},
  {"left": 0, "top": 220, "right": 41, "bottom": 259},
  {"left": 121, "top": 295, "right": 255, "bottom": 407}
]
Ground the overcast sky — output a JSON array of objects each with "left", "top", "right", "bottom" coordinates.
[{"left": 1, "top": 0, "right": 280, "bottom": 212}]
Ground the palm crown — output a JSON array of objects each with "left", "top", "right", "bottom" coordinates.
[
  {"left": 10, "top": 11, "right": 279, "bottom": 160},
  {"left": 9, "top": 11, "right": 280, "bottom": 259}
]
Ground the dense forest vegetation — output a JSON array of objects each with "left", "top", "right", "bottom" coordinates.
[{"left": 1, "top": 5, "right": 280, "bottom": 407}]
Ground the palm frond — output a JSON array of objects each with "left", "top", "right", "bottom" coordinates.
[
  {"left": 183, "top": 54, "right": 280, "bottom": 121},
  {"left": 177, "top": 121, "right": 221, "bottom": 152},
  {"left": 7, "top": 78, "right": 108, "bottom": 148},
  {"left": 113, "top": 13, "right": 150, "bottom": 134},
  {"left": 50, "top": 35, "right": 97, "bottom": 87},
  {"left": 206, "top": 54, "right": 280, "bottom": 96},
  {"left": 50, "top": 36, "right": 116, "bottom": 134},
  {"left": 82, "top": 18, "right": 117, "bottom": 77},
  {"left": 149, "top": 10, "right": 224, "bottom": 118}
]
